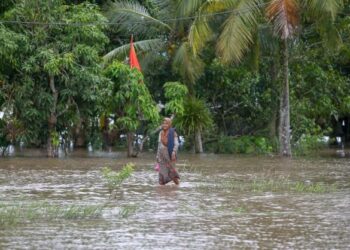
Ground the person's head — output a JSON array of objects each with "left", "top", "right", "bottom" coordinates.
[{"left": 161, "top": 117, "right": 172, "bottom": 131}]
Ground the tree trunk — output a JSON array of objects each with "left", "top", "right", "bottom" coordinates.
[
  {"left": 195, "top": 130, "right": 203, "bottom": 153},
  {"left": 269, "top": 110, "right": 278, "bottom": 139},
  {"left": 48, "top": 75, "right": 58, "bottom": 158},
  {"left": 127, "top": 132, "right": 134, "bottom": 157},
  {"left": 47, "top": 116, "right": 57, "bottom": 158},
  {"left": 74, "top": 117, "right": 85, "bottom": 147},
  {"left": 269, "top": 56, "right": 279, "bottom": 140},
  {"left": 279, "top": 39, "right": 292, "bottom": 157},
  {"left": 101, "top": 115, "right": 111, "bottom": 149}
]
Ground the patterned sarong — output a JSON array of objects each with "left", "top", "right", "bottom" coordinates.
[{"left": 158, "top": 143, "right": 180, "bottom": 185}]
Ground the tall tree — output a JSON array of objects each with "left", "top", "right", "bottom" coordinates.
[
  {"left": 265, "top": 0, "right": 298, "bottom": 156},
  {"left": 103, "top": 0, "right": 211, "bottom": 153},
  {"left": 102, "top": 61, "right": 160, "bottom": 157},
  {"left": 187, "top": 0, "right": 344, "bottom": 156},
  {"left": 1, "top": 0, "right": 109, "bottom": 156}
]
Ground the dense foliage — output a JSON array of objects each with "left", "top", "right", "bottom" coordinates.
[{"left": 1, "top": 0, "right": 350, "bottom": 156}]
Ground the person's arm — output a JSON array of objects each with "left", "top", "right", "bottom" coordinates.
[
  {"left": 171, "top": 131, "right": 179, "bottom": 161},
  {"left": 156, "top": 132, "right": 161, "bottom": 162},
  {"left": 173, "top": 131, "right": 179, "bottom": 153}
]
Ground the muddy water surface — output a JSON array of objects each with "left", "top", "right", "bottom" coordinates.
[{"left": 0, "top": 150, "right": 349, "bottom": 249}]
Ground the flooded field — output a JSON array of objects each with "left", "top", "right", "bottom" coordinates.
[{"left": 0, "top": 150, "right": 349, "bottom": 249}]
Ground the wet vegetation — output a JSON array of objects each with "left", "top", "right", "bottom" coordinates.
[
  {"left": 0, "top": 156, "right": 349, "bottom": 248},
  {"left": 197, "top": 177, "right": 337, "bottom": 193},
  {"left": 118, "top": 205, "right": 139, "bottom": 218},
  {"left": 1, "top": 162, "right": 137, "bottom": 228},
  {"left": 102, "top": 163, "right": 134, "bottom": 195},
  {"left": 1, "top": 0, "right": 350, "bottom": 157},
  {"left": 0, "top": 202, "right": 104, "bottom": 228}
]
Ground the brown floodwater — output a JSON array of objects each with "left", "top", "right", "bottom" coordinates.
[{"left": 0, "top": 149, "right": 349, "bottom": 249}]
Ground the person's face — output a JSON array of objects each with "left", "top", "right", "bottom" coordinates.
[{"left": 162, "top": 119, "right": 171, "bottom": 130}]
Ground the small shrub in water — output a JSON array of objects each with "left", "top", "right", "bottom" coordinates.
[{"left": 102, "top": 163, "right": 134, "bottom": 192}]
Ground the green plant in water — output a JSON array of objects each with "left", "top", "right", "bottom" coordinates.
[
  {"left": 59, "top": 205, "right": 103, "bottom": 219},
  {"left": 233, "top": 207, "right": 246, "bottom": 214},
  {"left": 118, "top": 205, "right": 138, "bottom": 218},
  {"left": 0, "top": 207, "right": 20, "bottom": 227},
  {"left": 197, "top": 177, "right": 337, "bottom": 194},
  {"left": 293, "top": 182, "right": 337, "bottom": 193},
  {"left": 102, "top": 163, "right": 134, "bottom": 192},
  {"left": 0, "top": 202, "right": 104, "bottom": 228}
]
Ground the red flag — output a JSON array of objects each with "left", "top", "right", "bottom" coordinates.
[{"left": 129, "top": 35, "right": 141, "bottom": 72}]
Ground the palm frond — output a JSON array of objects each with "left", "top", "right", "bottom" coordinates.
[
  {"left": 106, "top": 1, "right": 172, "bottom": 32},
  {"left": 315, "top": 18, "right": 343, "bottom": 51},
  {"left": 150, "top": 0, "right": 178, "bottom": 21},
  {"left": 172, "top": 42, "right": 204, "bottom": 84},
  {"left": 176, "top": 0, "right": 205, "bottom": 17},
  {"left": 258, "top": 24, "right": 279, "bottom": 54},
  {"left": 217, "top": 0, "right": 262, "bottom": 64},
  {"left": 137, "top": 51, "right": 161, "bottom": 72},
  {"left": 103, "top": 39, "right": 165, "bottom": 64},
  {"left": 188, "top": 16, "right": 212, "bottom": 55},
  {"left": 188, "top": 0, "right": 238, "bottom": 55},
  {"left": 302, "top": 0, "right": 343, "bottom": 49},
  {"left": 266, "top": 0, "right": 299, "bottom": 39},
  {"left": 304, "top": 0, "right": 343, "bottom": 21}
]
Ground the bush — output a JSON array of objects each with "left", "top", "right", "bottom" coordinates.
[
  {"left": 0, "top": 119, "right": 11, "bottom": 156},
  {"left": 293, "top": 134, "right": 328, "bottom": 156},
  {"left": 213, "top": 135, "right": 273, "bottom": 154}
]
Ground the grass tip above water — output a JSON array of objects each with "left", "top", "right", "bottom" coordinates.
[
  {"left": 0, "top": 202, "right": 105, "bottom": 228},
  {"left": 102, "top": 162, "right": 135, "bottom": 191},
  {"left": 196, "top": 177, "right": 337, "bottom": 194}
]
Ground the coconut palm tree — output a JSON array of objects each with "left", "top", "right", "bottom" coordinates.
[
  {"left": 187, "top": 0, "right": 344, "bottom": 156},
  {"left": 103, "top": 0, "right": 205, "bottom": 87},
  {"left": 103, "top": 0, "right": 209, "bottom": 152},
  {"left": 266, "top": 0, "right": 343, "bottom": 156},
  {"left": 104, "top": 0, "right": 343, "bottom": 156}
]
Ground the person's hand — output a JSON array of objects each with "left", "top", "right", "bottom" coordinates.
[{"left": 171, "top": 151, "right": 176, "bottom": 161}]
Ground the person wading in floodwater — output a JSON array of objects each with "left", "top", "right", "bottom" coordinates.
[{"left": 156, "top": 117, "right": 180, "bottom": 185}]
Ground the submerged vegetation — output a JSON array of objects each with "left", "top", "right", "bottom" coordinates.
[
  {"left": 118, "top": 205, "right": 138, "bottom": 218},
  {"left": 0, "top": 202, "right": 104, "bottom": 228},
  {"left": 102, "top": 162, "right": 134, "bottom": 192},
  {"left": 197, "top": 178, "right": 337, "bottom": 193},
  {"left": 1, "top": 163, "right": 137, "bottom": 228}
]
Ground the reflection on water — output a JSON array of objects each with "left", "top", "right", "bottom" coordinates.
[{"left": 0, "top": 151, "right": 350, "bottom": 249}]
